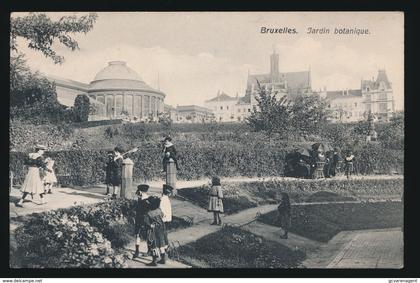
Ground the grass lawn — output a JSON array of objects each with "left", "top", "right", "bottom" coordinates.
[
  {"left": 179, "top": 226, "right": 306, "bottom": 268},
  {"left": 258, "top": 201, "right": 403, "bottom": 242}
]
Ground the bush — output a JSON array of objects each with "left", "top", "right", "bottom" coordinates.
[
  {"left": 74, "top": 94, "right": 91, "bottom": 122},
  {"left": 179, "top": 226, "right": 306, "bottom": 268}
]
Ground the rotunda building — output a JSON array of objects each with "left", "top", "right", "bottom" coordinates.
[{"left": 87, "top": 61, "right": 165, "bottom": 119}]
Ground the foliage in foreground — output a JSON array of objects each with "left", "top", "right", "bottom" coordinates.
[
  {"left": 179, "top": 226, "right": 306, "bottom": 268},
  {"left": 258, "top": 201, "right": 403, "bottom": 242},
  {"left": 10, "top": 198, "right": 191, "bottom": 268}
]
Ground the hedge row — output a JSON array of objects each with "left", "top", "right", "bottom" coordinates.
[
  {"left": 10, "top": 142, "right": 403, "bottom": 187},
  {"left": 178, "top": 178, "right": 404, "bottom": 214}
]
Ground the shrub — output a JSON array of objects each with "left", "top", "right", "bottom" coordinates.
[
  {"left": 179, "top": 226, "right": 306, "bottom": 268},
  {"left": 74, "top": 94, "right": 91, "bottom": 122}
]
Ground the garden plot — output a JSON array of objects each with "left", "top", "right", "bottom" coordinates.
[
  {"left": 178, "top": 226, "right": 306, "bottom": 268},
  {"left": 258, "top": 201, "right": 403, "bottom": 243},
  {"left": 177, "top": 178, "right": 403, "bottom": 215}
]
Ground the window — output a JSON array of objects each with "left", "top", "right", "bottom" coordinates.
[
  {"left": 379, "top": 93, "right": 387, "bottom": 100},
  {"left": 366, "top": 87, "right": 370, "bottom": 92},
  {"left": 227, "top": 106, "right": 229, "bottom": 110},
  {"left": 379, "top": 103, "right": 387, "bottom": 112},
  {"left": 220, "top": 106, "right": 223, "bottom": 110},
  {"left": 354, "top": 102, "right": 357, "bottom": 107},
  {"left": 248, "top": 108, "right": 251, "bottom": 112},
  {"left": 366, "top": 94, "right": 371, "bottom": 101}
]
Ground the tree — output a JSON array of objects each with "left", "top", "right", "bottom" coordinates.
[
  {"left": 11, "top": 13, "right": 98, "bottom": 64},
  {"left": 73, "top": 94, "right": 90, "bottom": 122},
  {"left": 246, "top": 81, "right": 291, "bottom": 137},
  {"left": 246, "top": 81, "right": 328, "bottom": 138}
]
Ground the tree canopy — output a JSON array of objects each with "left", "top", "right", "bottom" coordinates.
[{"left": 11, "top": 12, "right": 98, "bottom": 64}]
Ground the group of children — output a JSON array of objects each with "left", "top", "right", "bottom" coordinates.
[
  {"left": 15, "top": 144, "right": 57, "bottom": 207},
  {"left": 133, "top": 183, "right": 173, "bottom": 266}
]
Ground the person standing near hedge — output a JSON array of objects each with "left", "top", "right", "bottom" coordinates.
[
  {"left": 277, "top": 192, "right": 291, "bottom": 239},
  {"left": 162, "top": 136, "right": 180, "bottom": 172},
  {"left": 110, "top": 146, "right": 124, "bottom": 199},
  {"left": 330, "top": 148, "right": 340, "bottom": 177},
  {"left": 15, "top": 144, "right": 49, "bottom": 207},
  {"left": 104, "top": 151, "right": 114, "bottom": 196},
  {"left": 208, "top": 176, "right": 224, "bottom": 226},
  {"left": 134, "top": 184, "right": 150, "bottom": 258},
  {"left": 344, "top": 150, "right": 355, "bottom": 179},
  {"left": 159, "top": 184, "right": 173, "bottom": 264},
  {"left": 144, "top": 196, "right": 168, "bottom": 266}
]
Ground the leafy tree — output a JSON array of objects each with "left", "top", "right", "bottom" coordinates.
[
  {"left": 11, "top": 12, "right": 97, "bottom": 64},
  {"left": 246, "top": 81, "right": 291, "bottom": 137},
  {"left": 378, "top": 113, "right": 404, "bottom": 150},
  {"left": 247, "top": 82, "right": 328, "bottom": 138},
  {"left": 73, "top": 94, "right": 91, "bottom": 122}
]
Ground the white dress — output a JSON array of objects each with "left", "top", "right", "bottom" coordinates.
[
  {"left": 20, "top": 153, "right": 45, "bottom": 195},
  {"left": 43, "top": 160, "right": 57, "bottom": 184}
]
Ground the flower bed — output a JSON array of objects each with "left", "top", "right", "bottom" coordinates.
[
  {"left": 258, "top": 201, "right": 403, "bottom": 242},
  {"left": 178, "top": 226, "right": 306, "bottom": 268},
  {"left": 10, "top": 199, "right": 191, "bottom": 268},
  {"left": 177, "top": 178, "right": 403, "bottom": 215}
]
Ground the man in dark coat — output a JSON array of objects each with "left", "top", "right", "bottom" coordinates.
[
  {"left": 162, "top": 136, "right": 180, "bottom": 172},
  {"left": 330, "top": 148, "right": 340, "bottom": 177},
  {"left": 134, "top": 184, "right": 150, "bottom": 258},
  {"left": 104, "top": 151, "right": 114, "bottom": 195}
]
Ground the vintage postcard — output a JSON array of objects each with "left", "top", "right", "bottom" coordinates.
[{"left": 9, "top": 12, "right": 404, "bottom": 270}]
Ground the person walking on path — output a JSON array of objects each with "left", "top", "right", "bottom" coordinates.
[
  {"left": 104, "top": 151, "right": 114, "bottom": 196},
  {"left": 344, "top": 150, "right": 355, "bottom": 179},
  {"left": 134, "top": 184, "right": 150, "bottom": 258},
  {"left": 208, "top": 176, "right": 224, "bottom": 226},
  {"left": 330, "top": 148, "right": 340, "bottom": 177},
  {"left": 144, "top": 196, "right": 169, "bottom": 266},
  {"left": 162, "top": 135, "right": 180, "bottom": 172},
  {"left": 110, "top": 146, "right": 124, "bottom": 199},
  {"left": 158, "top": 184, "right": 173, "bottom": 264},
  {"left": 277, "top": 192, "right": 291, "bottom": 239},
  {"left": 15, "top": 144, "right": 49, "bottom": 207},
  {"left": 43, "top": 157, "right": 57, "bottom": 194}
]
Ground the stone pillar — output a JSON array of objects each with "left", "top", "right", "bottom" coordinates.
[
  {"left": 121, "top": 158, "right": 134, "bottom": 199},
  {"left": 132, "top": 94, "right": 135, "bottom": 117},
  {"left": 166, "top": 159, "right": 177, "bottom": 195},
  {"left": 149, "top": 96, "right": 152, "bottom": 119}
]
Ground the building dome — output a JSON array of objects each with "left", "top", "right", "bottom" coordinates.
[
  {"left": 87, "top": 61, "right": 165, "bottom": 120},
  {"left": 88, "top": 61, "right": 163, "bottom": 94}
]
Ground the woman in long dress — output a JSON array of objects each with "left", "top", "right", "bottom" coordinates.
[
  {"left": 110, "top": 146, "right": 124, "bottom": 199},
  {"left": 277, "top": 193, "right": 291, "bottom": 239},
  {"left": 16, "top": 145, "right": 48, "bottom": 207},
  {"left": 207, "top": 176, "right": 224, "bottom": 226}
]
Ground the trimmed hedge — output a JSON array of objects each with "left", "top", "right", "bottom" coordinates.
[
  {"left": 259, "top": 201, "right": 403, "bottom": 242},
  {"left": 177, "top": 178, "right": 403, "bottom": 214},
  {"left": 10, "top": 140, "right": 403, "bottom": 187}
]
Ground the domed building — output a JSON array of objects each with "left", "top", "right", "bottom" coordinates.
[{"left": 44, "top": 61, "right": 166, "bottom": 121}]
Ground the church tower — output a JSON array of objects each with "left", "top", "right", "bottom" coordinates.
[{"left": 270, "top": 46, "right": 279, "bottom": 75}]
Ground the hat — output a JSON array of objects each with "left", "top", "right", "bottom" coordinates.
[
  {"left": 136, "top": 184, "right": 149, "bottom": 193},
  {"left": 163, "top": 184, "right": 174, "bottom": 194},
  {"left": 35, "top": 144, "right": 47, "bottom": 150},
  {"left": 114, "top": 146, "right": 124, "bottom": 153},
  {"left": 211, "top": 176, "right": 221, "bottom": 186}
]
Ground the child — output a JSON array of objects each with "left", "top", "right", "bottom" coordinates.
[
  {"left": 162, "top": 136, "right": 180, "bottom": 172},
  {"left": 16, "top": 145, "right": 48, "bottom": 207},
  {"left": 134, "top": 184, "right": 150, "bottom": 258},
  {"left": 110, "top": 146, "right": 124, "bottom": 199},
  {"left": 158, "top": 184, "right": 173, "bottom": 264},
  {"left": 344, "top": 151, "right": 355, "bottom": 179},
  {"left": 207, "top": 176, "right": 224, "bottom": 226},
  {"left": 278, "top": 193, "right": 291, "bottom": 239},
  {"left": 43, "top": 157, "right": 57, "bottom": 194},
  {"left": 144, "top": 196, "right": 168, "bottom": 266}
]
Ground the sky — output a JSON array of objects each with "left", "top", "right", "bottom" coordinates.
[{"left": 12, "top": 12, "right": 404, "bottom": 110}]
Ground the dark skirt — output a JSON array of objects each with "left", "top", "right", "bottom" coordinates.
[{"left": 147, "top": 224, "right": 168, "bottom": 249}]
